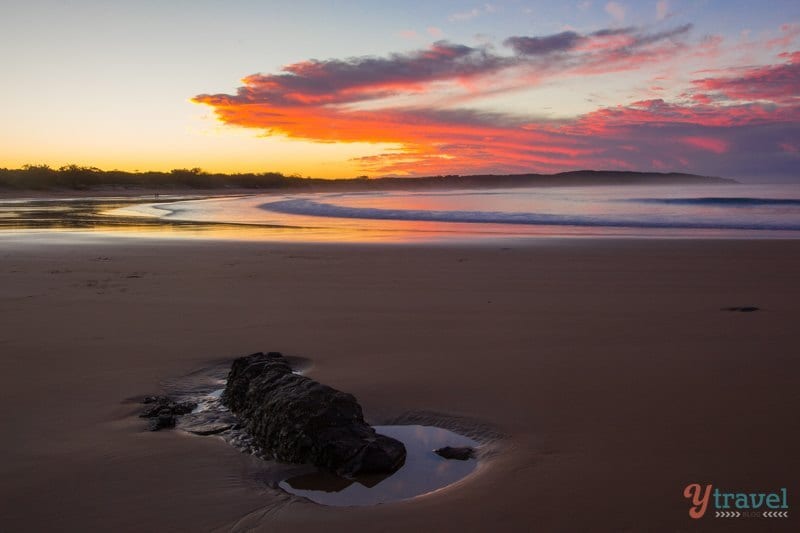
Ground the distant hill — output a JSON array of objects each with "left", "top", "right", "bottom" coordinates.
[
  {"left": 0, "top": 165, "right": 735, "bottom": 192},
  {"left": 350, "top": 171, "right": 736, "bottom": 190}
]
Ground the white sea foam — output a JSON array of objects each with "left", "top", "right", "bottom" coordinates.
[{"left": 112, "top": 184, "right": 800, "bottom": 238}]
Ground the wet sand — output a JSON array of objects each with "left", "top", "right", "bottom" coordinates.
[{"left": 1, "top": 236, "right": 798, "bottom": 532}]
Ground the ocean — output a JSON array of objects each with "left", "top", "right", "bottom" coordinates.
[{"left": 120, "top": 183, "right": 800, "bottom": 241}]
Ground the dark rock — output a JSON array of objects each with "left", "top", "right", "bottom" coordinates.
[
  {"left": 434, "top": 446, "right": 475, "bottom": 460},
  {"left": 179, "top": 411, "right": 237, "bottom": 436},
  {"left": 284, "top": 471, "right": 356, "bottom": 492},
  {"left": 185, "top": 421, "right": 234, "bottom": 436},
  {"left": 222, "top": 352, "right": 406, "bottom": 476},
  {"left": 139, "top": 396, "right": 197, "bottom": 431},
  {"left": 722, "top": 306, "right": 760, "bottom": 312},
  {"left": 283, "top": 468, "right": 389, "bottom": 491},
  {"left": 148, "top": 414, "right": 176, "bottom": 431}
]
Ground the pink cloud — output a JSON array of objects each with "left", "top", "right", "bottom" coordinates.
[
  {"left": 764, "top": 23, "right": 800, "bottom": 50},
  {"left": 656, "top": 0, "right": 669, "bottom": 21},
  {"left": 427, "top": 27, "right": 444, "bottom": 38},
  {"left": 605, "top": 2, "right": 626, "bottom": 23},
  {"left": 680, "top": 136, "right": 729, "bottom": 154},
  {"left": 193, "top": 28, "right": 800, "bottom": 178},
  {"left": 691, "top": 50, "right": 800, "bottom": 104}
]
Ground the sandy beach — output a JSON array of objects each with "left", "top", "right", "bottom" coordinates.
[
  {"left": 4, "top": 0, "right": 799, "bottom": 528},
  {"left": 0, "top": 235, "right": 797, "bottom": 532}
]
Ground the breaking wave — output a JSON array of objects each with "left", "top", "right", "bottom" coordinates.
[
  {"left": 628, "top": 197, "right": 800, "bottom": 206},
  {"left": 259, "top": 198, "right": 800, "bottom": 231}
]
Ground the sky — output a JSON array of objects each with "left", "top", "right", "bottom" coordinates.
[{"left": 0, "top": 0, "right": 798, "bottom": 181}]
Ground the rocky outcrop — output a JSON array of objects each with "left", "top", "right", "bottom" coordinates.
[
  {"left": 435, "top": 446, "right": 475, "bottom": 460},
  {"left": 179, "top": 411, "right": 236, "bottom": 435},
  {"left": 222, "top": 352, "right": 406, "bottom": 476},
  {"left": 139, "top": 396, "right": 197, "bottom": 431}
]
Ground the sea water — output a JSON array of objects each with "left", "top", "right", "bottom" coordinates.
[{"left": 116, "top": 183, "right": 800, "bottom": 240}]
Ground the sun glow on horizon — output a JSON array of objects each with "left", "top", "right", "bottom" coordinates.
[{"left": 1, "top": 1, "right": 798, "bottom": 182}]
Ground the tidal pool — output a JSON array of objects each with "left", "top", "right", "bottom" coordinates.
[{"left": 279, "top": 425, "right": 478, "bottom": 506}]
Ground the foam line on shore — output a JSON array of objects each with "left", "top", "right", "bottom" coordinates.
[{"left": 259, "top": 198, "right": 800, "bottom": 231}]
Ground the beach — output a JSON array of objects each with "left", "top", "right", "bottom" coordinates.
[
  {"left": 1, "top": 234, "right": 798, "bottom": 531},
  {"left": 4, "top": 0, "right": 799, "bottom": 528}
]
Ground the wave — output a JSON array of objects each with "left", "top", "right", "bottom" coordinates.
[
  {"left": 259, "top": 199, "right": 800, "bottom": 231},
  {"left": 628, "top": 197, "right": 800, "bottom": 206}
]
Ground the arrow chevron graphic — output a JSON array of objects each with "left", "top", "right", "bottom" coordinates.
[{"left": 711, "top": 509, "right": 790, "bottom": 518}]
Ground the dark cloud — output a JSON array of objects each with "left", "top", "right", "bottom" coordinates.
[
  {"left": 591, "top": 27, "right": 636, "bottom": 37},
  {"left": 628, "top": 23, "right": 693, "bottom": 48},
  {"left": 210, "top": 41, "right": 509, "bottom": 107},
  {"left": 504, "top": 31, "right": 584, "bottom": 55},
  {"left": 197, "top": 26, "right": 694, "bottom": 110},
  {"left": 504, "top": 25, "right": 691, "bottom": 57}
]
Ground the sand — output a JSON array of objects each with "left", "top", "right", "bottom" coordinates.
[{"left": 1, "top": 235, "right": 798, "bottom": 532}]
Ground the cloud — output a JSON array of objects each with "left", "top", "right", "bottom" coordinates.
[
  {"left": 680, "top": 136, "right": 729, "bottom": 154},
  {"left": 204, "top": 41, "right": 507, "bottom": 109},
  {"left": 605, "top": 2, "right": 626, "bottom": 23},
  {"left": 449, "top": 8, "right": 481, "bottom": 22},
  {"left": 591, "top": 27, "right": 636, "bottom": 37},
  {"left": 575, "top": 97, "right": 800, "bottom": 132},
  {"left": 503, "top": 26, "right": 660, "bottom": 57},
  {"left": 427, "top": 27, "right": 444, "bottom": 38},
  {"left": 196, "top": 26, "right": 692, "bottom": 112},
  {"left": 764, "top": 23, "right": 800, "bottom": 49},
  {"left": 504, "top": 31, "right": 584, "bottom": 55},
  {"left": 630, "top": 23, "right": 692, "bottom": 47},
  {"left": 691, "top": 51, "right": 800, "bottom": 104},
  {"left": 193, "top": 28, "right": 800, "bottom": 179},
  {"left": 656, "top": 0, "right": 669, "bottom": 20},
  {"left": 449, "top": 4, "right": 497, "bottom": 22}
]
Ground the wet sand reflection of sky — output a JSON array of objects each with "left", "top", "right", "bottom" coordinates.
[{"left": 279, "top": 425, "right": 478, "bottom": 506}]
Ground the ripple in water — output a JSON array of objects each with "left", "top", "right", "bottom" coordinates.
[{"left": 279, "top": 425, "right": 478, "bottom": 506}]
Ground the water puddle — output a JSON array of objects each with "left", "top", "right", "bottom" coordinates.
[
  {"left": 279, "top": 425, "right": 478, "bottom": 506},
  {"left": 190, "top": 388, "right": 225, "bottom": 414},
  {"left": 143, "top": 359, "right": 485, "bottom": 507}
]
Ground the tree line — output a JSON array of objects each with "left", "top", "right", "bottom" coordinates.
[
  {"left": 0, "top": 164, "right": 322, "bottom": 190},
  {"left": 0, "top": 164, "right": 729, "bottom": 192}
]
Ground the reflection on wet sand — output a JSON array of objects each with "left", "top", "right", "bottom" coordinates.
[
  {"left": 279, "top": 425, "right": 478, "bottom": 506},
  {"left": 0, "top": 197, "right": 215, "bottom": 231},
  {"left": 0, "top": 196, "right": 440, "bottom": 242},
  {"left": 0, "top": 196, "right": 360, "bottom": 243}
]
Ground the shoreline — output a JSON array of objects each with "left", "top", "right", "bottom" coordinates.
[
  {"left": 3, "top": 193, "right": 800, "bottom": 242},
  {"left": 1, "top": 237, "right": 798, "bottom": 531}
]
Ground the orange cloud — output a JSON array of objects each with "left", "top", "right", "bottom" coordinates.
[{"left": 193, "top": 28, "right": 799, "bottom": 179}]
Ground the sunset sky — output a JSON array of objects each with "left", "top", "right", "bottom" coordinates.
[{"left": 1, "top": 1, "right": 798, "bottom": 181}]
